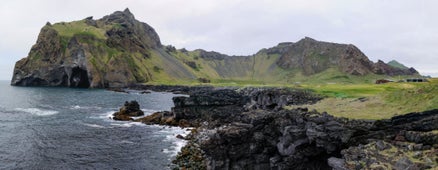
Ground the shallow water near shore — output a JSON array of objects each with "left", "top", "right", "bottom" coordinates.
[{"left": 0, "top": 80, "right": 188, "bottom": 169}]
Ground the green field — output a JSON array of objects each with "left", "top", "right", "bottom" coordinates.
[{"left": 292, "top": 78, "right": 438, "bottom": 119}]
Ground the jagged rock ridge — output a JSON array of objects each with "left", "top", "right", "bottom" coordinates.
[
  {"left": 11, "top": 9, "right": 419, "bottom": 88},
  {"left": 275, "top": 37, "right": 418, "bottom": 76}
]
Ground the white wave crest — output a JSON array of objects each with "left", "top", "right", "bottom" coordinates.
[
  {"left": 70, "top": 105, "right": 102, "bottom": 110},
  {"left": 110, "top": 122, "right": 146, "bottom": 128},
  {"left": 15, "top": 108, "right": 59, "bottom": 116},
  {"left": 83, "top": 123, "right": 106, "bottom": 128},
  {"left": 71, "top": 105, "right": 81, "bottom": 109}
]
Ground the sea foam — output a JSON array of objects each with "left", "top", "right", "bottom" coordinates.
[
  {"left": 83, "top": 123, "right": 106, "bottom": 128},
  {"left": 161, "top": 127, "right": 192, "bottom": 157},
  {"left": 15, "top": 108, "right": 59, "bottom": 116}
]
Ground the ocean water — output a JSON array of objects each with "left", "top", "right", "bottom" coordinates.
[{"left": 0, "top": 81, "right": 189, "bottom": 169}]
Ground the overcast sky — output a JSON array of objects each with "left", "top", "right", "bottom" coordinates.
[{"left": 1, "top": 0, "right": 437, "bottom": 80}]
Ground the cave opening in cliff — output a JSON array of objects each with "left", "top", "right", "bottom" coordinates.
[{"left": 70, "top": 67, "right": 90, "bottom": 88}]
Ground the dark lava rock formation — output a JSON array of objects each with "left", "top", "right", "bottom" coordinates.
[
  {"left": 188, "top": 109, "right": 437, "bottom": 170},
  {"left": 113, "top": 100, "right": 144, "bottom": 121},
  {"left": 136, "top": 88, "right": 321, "bottom": 128},
  {"left": 132, "top": 88, "right": 437, "bottom": 169},
  {"left": 239, "top": 87, "right": 322, "bottom": 110}
]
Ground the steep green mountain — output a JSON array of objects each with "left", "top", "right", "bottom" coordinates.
[{"left": 11, "top": 9, "right": 419, "bottom": 88}]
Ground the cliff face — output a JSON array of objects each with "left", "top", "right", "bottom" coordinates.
[
  {"left": 11, "top": 9, "right": 419, "bottom": 88},
  {"left": 11, "top": 9, "right": 195, "bottom": 88},
  {"left": 276, "top": 37, "right": 418, "bottom": 76}
]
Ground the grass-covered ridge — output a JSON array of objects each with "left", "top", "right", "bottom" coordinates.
[
  {"left": 51, "top": 20, "right": 108, "bottom": 39},
  {"left": 290, "top": 78, "right": 438, "bottom": 119}
]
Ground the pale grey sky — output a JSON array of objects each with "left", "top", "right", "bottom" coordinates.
[{"left": 1, "top": 0, "right": 437, "bottom": 80}]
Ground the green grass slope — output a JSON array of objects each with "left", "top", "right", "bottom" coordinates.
[
  {"left": 387, "top": 60, "right": 409, "bottom": 69},
  {"left": 291, "top": 78, "right": 438, "bottom": 119}
]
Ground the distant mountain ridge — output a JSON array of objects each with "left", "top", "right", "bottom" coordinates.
[{"left": 11, "top": 9, "right": 418, "bottom": 88}]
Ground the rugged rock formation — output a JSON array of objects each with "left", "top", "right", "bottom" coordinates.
[
  {"left": 136, "top": 88, "right": 321, "bottom": 128},
  {"left": 276, "top": 37, "right": 418, "bottom": 76},
  {"left": 190, "top": 110, "right": 349, "bottom": 169},
  {"left": 113, "top": 100, "right": 144, "bottom": 121},
  {"left": 374, "top": 60, "right": 418, "bottom": 76},
  {"left": 11, "top": 10, "right": 419, "bottom": 88},
  {"left": 11, "top": 8, "right": 194, "bottom": 88},
  {"left": 136, "top": 89, "right": 248, "bottom": 127},
  {"left": 239, "top": 88, "right": 322, "bottom": 110},
  {"left": 155, "top": 88, "right": 437, "bottom": 170},
  {"left": 188, "top": 109, "right": 437, "bottom": 170}
]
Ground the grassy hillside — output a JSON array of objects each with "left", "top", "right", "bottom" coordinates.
[
  {"left": 290, "top": 78, "right": 438, "bottom": 119},
  {"left": 51, "top": 20, "right": 108, "bottom": 39},
  {"left": 145, "top": 47, "right": 408, "bottom": 86},
  {"left": 387, "top": 60, "right": 409, "bottom": 69}
]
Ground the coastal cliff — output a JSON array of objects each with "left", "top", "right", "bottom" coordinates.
[
  {"left": 11, "top": 9, "right": 194, "bottom": 88},
  {"left": 11, "top": 9, "right": 419, "bottom": 88}
]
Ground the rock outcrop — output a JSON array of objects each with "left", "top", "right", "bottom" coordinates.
[
  {"left": 276, "top": 37, "right": 418, "bottom": 76},
  {"left": 191, "top": 110, "right": 350, "bottom": 169},
  {"left": 373, "top": 60, "right": 418, "bottom": 76},
  {"left": 113, "top": 100, "right": 144, "bottom": 121},
  {"left": 137, "top": 88, "right": 321, "bottom": 128},
  {"left": 152, "top": 88, "right": 437, "bottom": 170},
  {"left": 239, "top": 88, "right": 322, "bottom": 110},
  {"left": 11, "top": 10, "right": 419, "bottom": 88},
  {"left": 11, "top": 8, "right": 195, "bottom": 88}
]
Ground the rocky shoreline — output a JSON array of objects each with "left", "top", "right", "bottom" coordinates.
[{"left": 113, "top": 87, "right": 437, "bottom": 170}]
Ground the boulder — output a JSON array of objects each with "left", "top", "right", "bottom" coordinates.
[
  {"left": 113, "top": 100, "right": 144, "bottom": 121},
  {"left": 134, "top": 111, "right": 178, "bottom": 126}
]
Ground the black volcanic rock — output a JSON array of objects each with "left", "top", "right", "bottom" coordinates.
[
  {"left": 113, "top": 100, "right": 144, "bottom": 121},
  {"left": 240, "top": 87, "right": 322, "bottom": 110},
  {"left": 178, "top": 108, "right": 437, "bottom": 170},
  {"left": 169, "top": 88, "right": 437, "bottom": 169},
  {"left": 171, "top": 89, "right": 247, "bottom": 127},
  {"left": 193, "top": 109, "right": 353, "bottom": 169}
]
